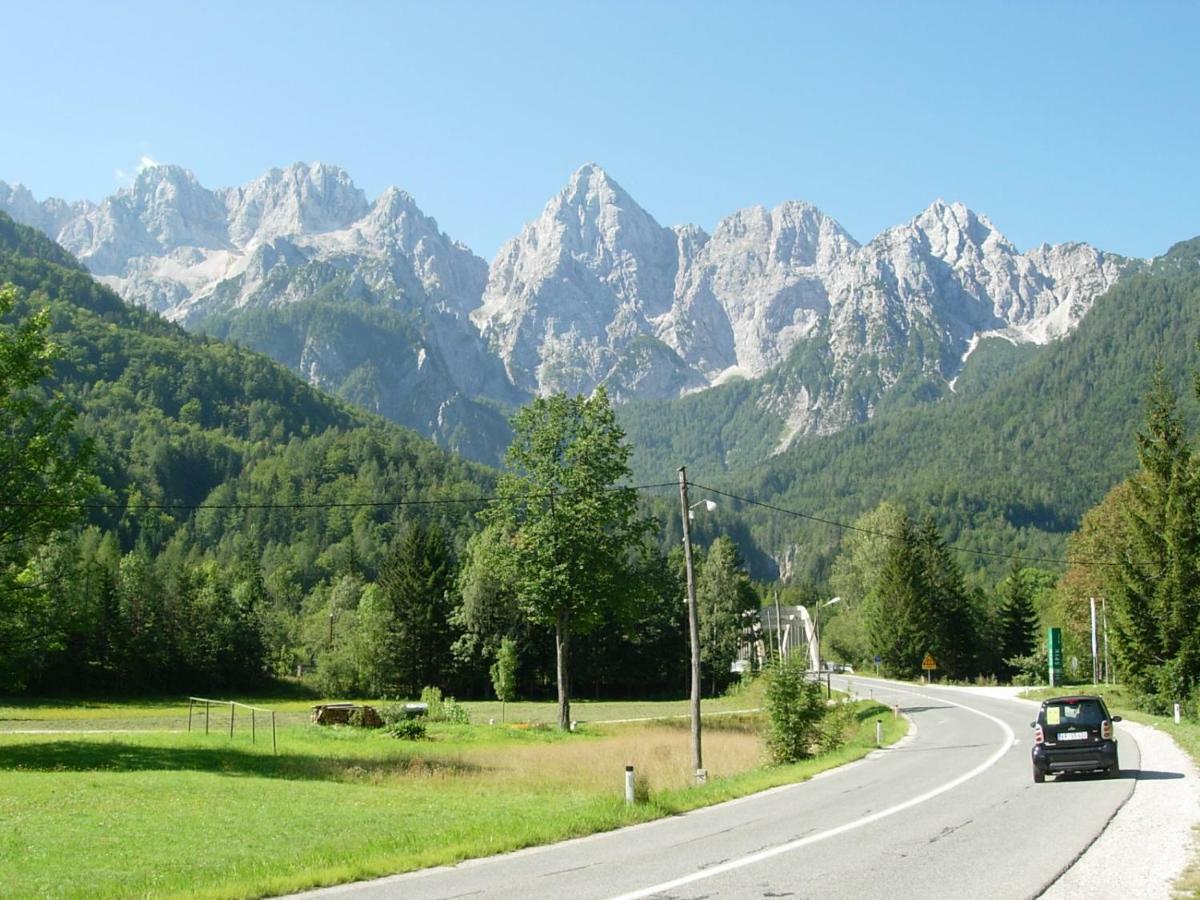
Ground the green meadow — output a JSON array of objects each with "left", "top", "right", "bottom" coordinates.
[{"left": 0, "top": 689, "right": 906, "bottom": 899}]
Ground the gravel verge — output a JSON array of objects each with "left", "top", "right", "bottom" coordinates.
[
  {"left": 935, "top": 684, "right": 1199, "bottom": 898},
  {"left": 1042, "top": 718, "right": 1199, "bottom": 899}
]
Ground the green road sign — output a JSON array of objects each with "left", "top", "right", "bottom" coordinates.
[{"left": 1048, "top": 627, "right": 1063, "bottom": 686}]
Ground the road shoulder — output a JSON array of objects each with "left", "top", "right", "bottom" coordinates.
[
  {"left": 1042, "top": 719, "right": 1199, "bottom": 900},
  {"left": 928, "top": 683, "right": 1199, "bottom": 899}
]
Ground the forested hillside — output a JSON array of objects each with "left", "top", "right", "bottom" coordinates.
[
  {"left": 0, "top": 212, "right": 501, "bottom": 690},
  {"left": 649, "top": 240, "right": 1200, "bottom": 582},
  {"left": 0, "top": 213, "right": 720, "bottom": 703}
]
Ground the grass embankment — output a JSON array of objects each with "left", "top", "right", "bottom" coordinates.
[
  {"left": 0, "top": 690, "right": 906, "bottom": 899},
  {"left": 1021, "top": 683, "right": 1200, "bottom": 895}
]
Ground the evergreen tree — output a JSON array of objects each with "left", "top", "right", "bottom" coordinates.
[
  {"left": 374, "top": 523, "right": 455, "bottom": 697},
  {"left": 1109, "top": 370, "right": 1200, "bottom": 706},
  {"left": 996, "top": 564, "right": 1040, "bottom": 682},
  {"left": 866, "top": 514, "right": 929, "bottom": 675},
  {"left": 914, "top": 515, "right": 974, "bottom": 679}
]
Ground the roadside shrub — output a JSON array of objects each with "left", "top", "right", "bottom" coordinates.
[
  {"left": 378, "top": 703, "right": 409, "bottom": 726},
  {"left": 1007, "top": 645, "right": 1048, "bottom": 686},
  {"left": 420, "top": 686, "right": 445, "bottom": 720},
  {"left": 815, "top": 699, "right": 856, "bottom": 754},
  {"left": 418, "top": 686, "right": 470, "bottom": 724},
  {"left": 386, "top": 719, "right": 427, "bottom": 740},
  {"left": 763, "top": 659, "right": 827, "bottom": 764},
  {"left": 441, "top": 697, "right": 470, "bottom": 725}
]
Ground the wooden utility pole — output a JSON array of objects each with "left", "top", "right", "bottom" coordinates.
[{"left": 678, "top": 466, "right": 704, "bottom": 782}]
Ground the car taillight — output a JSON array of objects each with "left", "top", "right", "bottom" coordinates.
[
  {"left": 1034, "top": 725, "right": 1044, "bottom": 745},
  {"left": 1101, "top": 720, "right": 1113, "bottom": 740}
]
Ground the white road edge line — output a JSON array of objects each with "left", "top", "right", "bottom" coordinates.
[{"left": 607, "top": 687, "right": 1016, "bottom": 900}]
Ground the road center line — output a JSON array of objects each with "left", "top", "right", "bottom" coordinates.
[{"left": 607, "top": 686, "right": 1016, "bottom": 900}]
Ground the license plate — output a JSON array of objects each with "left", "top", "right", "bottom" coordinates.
[{"left": 1057, "top": 731, "right": 1089, "bottom": 741}]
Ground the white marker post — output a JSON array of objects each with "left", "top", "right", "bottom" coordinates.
[
  {"left": 876, "top": 719, "right": 883, "bottom": 747},
  {"left": 1175, "top": 703, "right": 1182, "bottom": 725},
  {"left": 625, "top": 765, "right": 635, "bottom": 805}
]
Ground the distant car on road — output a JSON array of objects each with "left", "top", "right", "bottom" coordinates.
[{"left": 1031, "top": 694, "right": 1121, "bottom": 783}]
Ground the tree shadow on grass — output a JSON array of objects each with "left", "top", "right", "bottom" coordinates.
[{"left": 0, "top": 741, "right": 483, "bottom": 783}]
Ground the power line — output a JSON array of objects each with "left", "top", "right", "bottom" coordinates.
[
  {"left": 688, "top": 481, "right": 1116, "bottom": 569},
  {"left": 6, "top": 472, "right": 1110, "bottom": 569},
  {"left": 3, "top": 481, "right": 680, "bottom": 513}
]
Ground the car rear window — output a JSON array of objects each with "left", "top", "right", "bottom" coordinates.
[{"left": 1043, "top": 699, "right": 1105, "bottom": 727}]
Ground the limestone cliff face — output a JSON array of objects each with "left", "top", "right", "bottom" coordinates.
[
  {"left": 473, "top": 168, "right": 1129, "bottom": 447},
  {"left": 1, "top": 162, "right": 1131, "bottom": 462}
]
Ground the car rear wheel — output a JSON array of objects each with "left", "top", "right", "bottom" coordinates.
[{"left": 1033, "top": 767, "right": 1045, "bottom": 784}]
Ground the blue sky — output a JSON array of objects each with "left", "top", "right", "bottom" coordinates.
[{"left": 6, "top": 1, "right": 1197, "bottom": 260}]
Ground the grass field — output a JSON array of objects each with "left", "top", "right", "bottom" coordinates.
[{"left": 0, "top": 687, "right": 907, "bottom": 899}]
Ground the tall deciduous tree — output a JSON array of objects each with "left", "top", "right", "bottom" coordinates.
[
  {"left": 0, "top": 284, "right": 96, "bottom": 682},
  {"left": 483, "top": 389, "right": 652, "bottom": 730}
]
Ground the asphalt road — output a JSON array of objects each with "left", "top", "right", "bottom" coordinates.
[{"left": 294, "top": 679, "right": 1140, "bottom": 900}]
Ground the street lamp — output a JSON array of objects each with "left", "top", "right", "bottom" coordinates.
[{"left": 678, "top": 466, "right": 715, "bottom": 785}]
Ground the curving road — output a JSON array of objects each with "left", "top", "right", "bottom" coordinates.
[{"left": 294, "top": 679, "right": 1141, "bottom": 900}]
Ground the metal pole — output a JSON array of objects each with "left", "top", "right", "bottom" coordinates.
[
  {"left": 814, "top": 601, "right": 820, "bottom": 675},
  {"left": 229, "top": 702, "right": 235, "bottom": 739},
  {"left": 251, "top": 708, "right": 256, "bottom": 745},
  {"left": 272, "top": 711, "right": 277, "bottom": 755},
  {"left": 1102, "top": 597, "right": 1112, "bottom": 685},
  {"left": 205, "top": 701, "right": 210, "bottom": 735},
  {"left": 625, "top": 765, "right": 635, "bottom": 805},
  {"left": 188, "top": 698, "right": 193, "bottom": 733},
  {"left": 773, "top": 591, "right": 783, "bottom": 663},
  {"left": 1090, "top": 597, "right": 1099, "bottom": 685},
  {"left": 678, "top": 466, "right": 703, "bottom": 783}
]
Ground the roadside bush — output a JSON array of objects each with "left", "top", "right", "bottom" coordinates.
[
  {"left": 420, "top": 686, "right": 445, "bottom": 720},
  {"left": 418, "top": 686, "right": 470, "bottom": 724},
  {"left": 815, "top": 699, "right": 856, "bottom": 754},
  {"left": 763, "top": 659, "right": 827, "bottom": 764},
  {"left": 386, "top": 719, "right": 427, "bottom": 740},
  {"left": 378, "top": 703, "right": 409, "bottom": 726},
  {"left": 441, "top": 697, "right": 470, "bottom": 725},
  {"left": 1007, "top": 644, "right": 1048, "bottom": 686}
]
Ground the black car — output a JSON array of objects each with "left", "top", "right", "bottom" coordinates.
[{"left": 1031, "top": 695, "right": 1121, "bottom": 783}]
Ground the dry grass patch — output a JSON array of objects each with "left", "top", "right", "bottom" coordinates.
[{"left": 469, "top": 722, "right": 764, "bottom": 794}]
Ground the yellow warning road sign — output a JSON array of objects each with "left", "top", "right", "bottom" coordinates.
[{"left": 921, "top": 653, "right": 937, "bottom": 671}]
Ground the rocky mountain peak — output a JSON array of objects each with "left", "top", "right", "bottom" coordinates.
[
  {"left": 538, "top": 163, "right": 667, "bottom": 259},
  {"left": 122, "top": 164, "right": 228, "bottom": 252},
  {"left": 222, "top": 161, "right": 369, "bottom": 245},
  {"left": 907, "top": 199, "right": 1015, "bottom": 260}
]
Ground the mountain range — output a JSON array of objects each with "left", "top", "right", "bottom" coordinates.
[{"left": 0, "top": 162, "right": 1134, "bottom": 466}]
